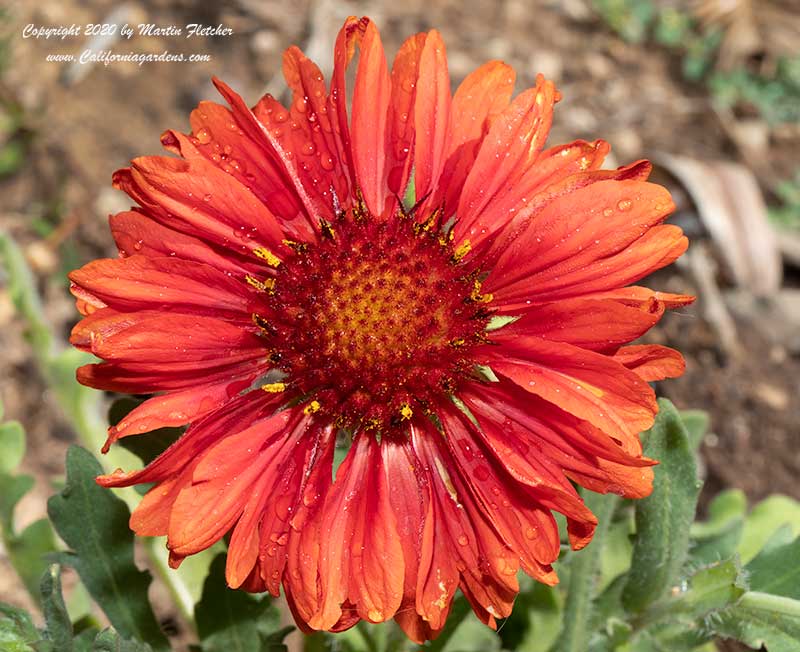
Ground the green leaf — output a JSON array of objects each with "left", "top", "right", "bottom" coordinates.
[
  {"left": 195, "top": 553, "right": 280, "bottom": 652},
  {"left": 46, "top": 447, "right": 169, "bottom": 651},
  {"left": 40, "top": 565, "right": 73, "bottom": 652},
  {"left": 679, "top": 409, "right": 709, "bottom": 451},
  {"left": 738, "top": 494, "right": 800, "bottom": 563},
  {"left": 91, "top": 628, "right": 154, "bottom": 652},
  {"left": 7, "top": 518, "right": 58, "bottom": 600},
  {"left": 0, "top": 231, "right": 51, "bottom": 355},
  {"left": 0, "top": 473, "right": 34, "bottom": 534},
  {"left": 511, "top": 582, "right": 561, "bottom": 652},
  {"left": 714, "top": 592, "right": 800, "bottom": 652},
  {"left": 551, "top": 491, "right": 619, "bottom": 652},
  {"left": 0, "top": 420, "right": 25, "bottom": 474},
  {"left": 0, "top": 602, "right": 39, "bottom": 652},
  {"left": 622, "top": 399, "right": 700, "bottom": 613},
  {"left": 746, "top": 536, "right": 800, "bottom": 599},
  {"left": 689, "top": 489, "right": 746, "bottom": 565},
  {"left": 257, "top": 625, "right": 295, "bottom": 652}
]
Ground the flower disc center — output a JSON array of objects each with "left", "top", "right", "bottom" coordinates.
[{"left": 265, "top": 216, "right": 490, "bottom": 430}]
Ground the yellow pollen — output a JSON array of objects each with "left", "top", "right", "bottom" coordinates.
[
  {"left": 253, "top": 247, "right": 282, "bottom": 267},
  {"left": 452, "top": 240, "right": 471, "bottom": 263},
  {"left": 450, "top": 337, "right": 466, "bottom": 348},
  {"left": 245, "top": 275, "right": 275, "bottom": 292},
  {"left": 283, "top": 239, "right": 308, "bottom": 253},
  {"left": 261, "top": 382, "right": 286, "bottom": 393},
  {"left": 470, "top": 280, "right": 493, "bottom": 303},
  {"left": 304, "top": 400, "right": 321, "bottom": 414},
  {"left": 399, "top": 404, "right": 413, "bottom": 420}
]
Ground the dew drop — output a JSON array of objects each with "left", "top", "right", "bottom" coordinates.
[
  {"left": 274, "top": 109, "right": 289, "bottom": 123},
  {"left": 203, "top": 193, "right": 212, "bottom": 202},
  {"left": 617, "top": 199, "right": 632, "bottom": 211},
  {"left": 457, "top": 534, "right": 469, "bottom": 546},
  {"left": 301, "top": 142, "right": 316, "bottom": 156},
  {"left": 320, "top": 153, "right": 335, "bottom": 170},
  {"left": 194, "top": 128, "right": 211, "bottom": 144},
  {"left": 603, "top": 208, "right": 614, "bottom": 217},
  {"left": 474, "top": 465, "right": 490, "bottom": 481},
  {"left": 133, "top": 240, "right": 143, "bottom": 251}
]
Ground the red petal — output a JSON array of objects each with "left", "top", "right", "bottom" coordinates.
[
  {"left": 413, "top": 30, "right": 451, "bottom": 209},
  {"left": 328, "top": 17, "right": 370, "bottom": 185},
  {"left": 211, "top": 78, "right": 321, "bottom": 238},
  {"left": 351, "top": 21, "right": 392, "bottom": 216},
  {"left": 434, "top": 61, "right": 515, "bottom": 214},
  {"left": 309, "top": 433, "right": 404, "bottom": 628},
  {"left": 480, "top": 333, "right": 658, "bottom": 438},
  {"left": 440, "top": 403, "right": 578, "bottom": 569},
  {"left": 117, "top": 152, "right": 288, "bottom": 257},
  {"left": 455, "top": 76, "right": 556, "bottom": 247},
  {"left": 106, "top": 378, "right": 250, "bottom": 446},
  {"left": 69, "top": 256, "right": 255, "bottom": 316},
  {"left": 505, "top": 298, "right": 665, "bottom": 351},
  {"left": 386, "top": 32, "right": 427, "bottom": 198},
  {"left": 164, "top": 101, "right": 304, "bottom": 221},
  {"left": 167, "top": 409, "right": 298, "bottom": 556},
  {"left": 109, "top": 211, "right": 257, "bottom": 275},
  {"left": 613, "top": 344, "right": 686, "bottom": 381}
]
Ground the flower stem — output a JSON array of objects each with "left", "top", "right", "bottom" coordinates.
[{"left": 553, "top": 491, "right": 620, "bottom": 652}]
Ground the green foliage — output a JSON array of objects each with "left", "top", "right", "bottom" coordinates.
[
  {"left": 194, "top": 554, "right": 284, "bottom": 652},
  {"left": 47, "top": 446, "right": 170, "bottom": 651},
  {"left": 0, "top": 401, "right": 58, "bottom": 603},
  {"left": 622, "top": 399, "right": 700, "bottom": 613},
  {"left": 711, "top": 57, "right": 800, "bottom": 125}
]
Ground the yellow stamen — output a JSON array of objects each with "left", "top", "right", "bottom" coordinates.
[
  {"left": 283, "top": 239, "right": 308, "bottom": 254},
  {"left": 261, "top": 382, "right": 286, "bottom": 393},
  {"left": 470, "top": 279, "right": 493, "bottom": 303},
  {"left": 399, "top": 404, "right": 413, "bottom": 420},
  {"left": 452, "top": 240, "right": 471, "bottom": 263},
  {"left": 253, "top": 247, "right": 282, "bottom": 267},
  {"left": 319, "top": 218, "right": 335, "bottom": 240},
  {"left": 304, "top": 400, "right": 321, "bottom": 414}
]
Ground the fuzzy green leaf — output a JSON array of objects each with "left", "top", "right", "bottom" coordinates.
[
  {"left": 47, "top": 447, "right": 169, "bottom": 651},
  {"left": 622, "top": 399, "right": 700, "bottom": 613},
  {"left": 195, "top": 554, "right": 281, "bottom": 652},
  {"left": 746, "top": 536, "right": 800, "bottom": 599},
  {"left": 0, "top": 602, "right": 39, "bottom": 652},
  {"left": 738, "top": 495, "right": 800, "bottom": 563},
  {"left": 714, "top": 592, "right": 800, "bottom": 652},
  {"left": 689, "top": 489, "right": 746, "bottom": 565},
  {"left": 8, "top": 518, "right": 58, "bottom": 601},
  {"left": 40, "top": 565, "right": 73, "bottom": 652},
  {"left": 91, "top": 629, "right": 154, "bottom": 652},
  {"left": 679, "top": 409, "right": 709, "bottom": 451}
]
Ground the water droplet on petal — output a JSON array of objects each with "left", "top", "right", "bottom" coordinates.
[
  {"left": 195, "top": 128, "right": 211, "bottom": 144},
  {"left": 603, "top": 208, "right": 614, "bottom": 217},
  {"left": 617, "top": 199, "right": 632, "bottom": 211},
  {"left": 457, "top": 534, "right": 469, "bottom": 546}
]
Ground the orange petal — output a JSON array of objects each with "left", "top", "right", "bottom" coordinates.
[{"left": 613, "top": 344, "right": 686, "bottom": 381}]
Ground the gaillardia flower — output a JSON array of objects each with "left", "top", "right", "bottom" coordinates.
[{"left": 70, "top": 16, "right": 692, "bottom": 641}]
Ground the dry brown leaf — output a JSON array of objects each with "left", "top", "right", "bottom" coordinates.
[{"left": 654, "top": 152, "right": 782, "bottom": 296}]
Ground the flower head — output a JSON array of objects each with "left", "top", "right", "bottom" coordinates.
[{"left": 70, "top": 16, "right": 692, "bottom": 641}]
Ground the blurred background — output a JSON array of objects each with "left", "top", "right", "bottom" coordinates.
[{"left": 0, "top": 0, "right": 798, "bottom": 647}]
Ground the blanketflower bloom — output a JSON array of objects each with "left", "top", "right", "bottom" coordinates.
[{"left": 70, "top": 16, "right": 692, "bottom": 641}]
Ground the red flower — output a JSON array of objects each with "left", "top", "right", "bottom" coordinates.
[{"left": 70, "top": 16, "right": 692, "bottom": 641}]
